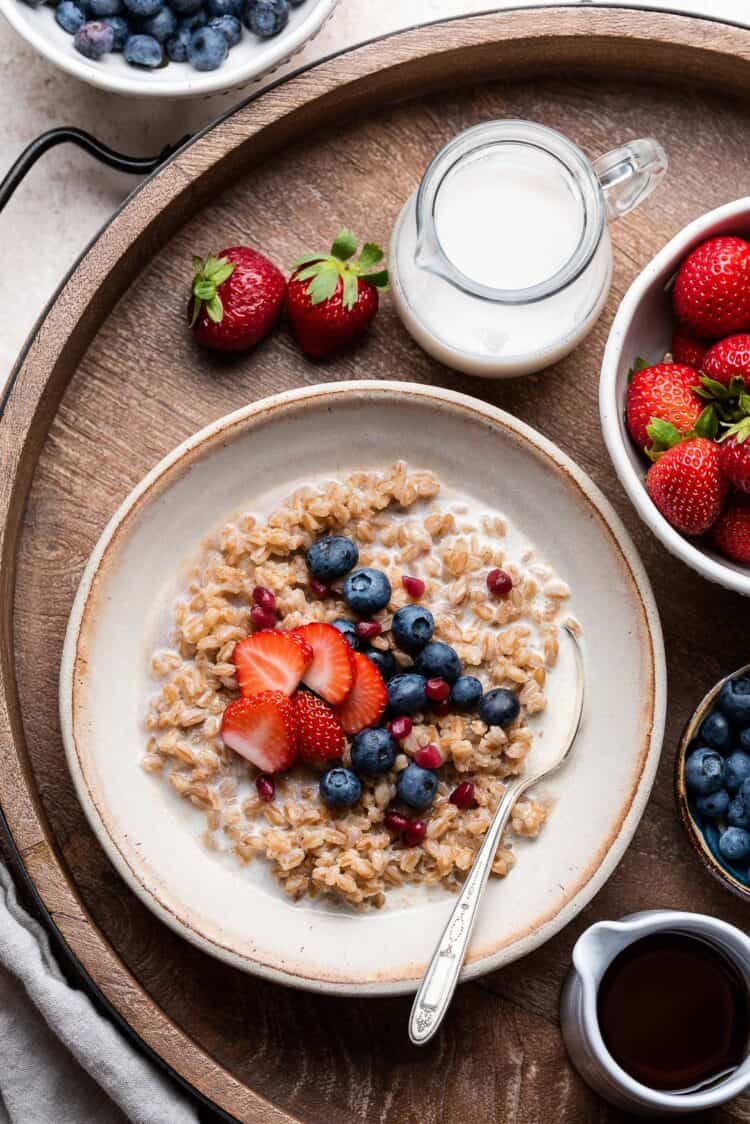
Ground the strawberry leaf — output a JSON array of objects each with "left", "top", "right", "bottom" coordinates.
[
  {"left": 740, "top": 392, "right": 750, "bottom": 415},
  {"left": 358, "top": 242, "right": 383, "bottom": 270},
  {"left": 193, "top": 278, "right": 215, "bottom": 301},
  {"left": 721, "top": 416, "right": 750, "bottom": 444},
  {"left": 293, "top": 252, "right": 327, "bottom": 269},
  {"left": 693, "top": 405, "right": 719, "bottom": 440},
  {"left": 211, "top": 261, "right": 234, "bottom": 287},
  {"left": 307, "top": 265, "right": 339, "bottom": 305},
  {"left": 362, "top": 269, "right": 389, "bottom": 290},
  {"left": 206, "top": 294, "right": 223, "bottom": 323},
  {"left": 646, "top": 417, "right": 682, "bottom": 450},
  {"left": 699, "top": 375, "right": 736, "bottom": 401},
  {"left": 295, "top": 263, "right": 327, "bottom": 283},
  {"left": 342, "top": 271, "right": 359, "bottom": 311},
  {"left": 330, "top": 228, "right": 358, "bottom": 261},
  {"left": 626, "top": 356, "right": 650, "bottom": 384}
]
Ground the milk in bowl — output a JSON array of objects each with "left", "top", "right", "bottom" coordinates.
[{"left": 390, "top": 120, "right": 667, "bottom": 378}]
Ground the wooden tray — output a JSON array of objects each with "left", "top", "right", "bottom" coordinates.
[{"left": 4, "top": 7, "right": 750, "bottom": 1121}]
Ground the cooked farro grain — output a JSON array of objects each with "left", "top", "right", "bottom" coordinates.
[{"left": 143, "top": 463, "right": 575, "bottom": 909}]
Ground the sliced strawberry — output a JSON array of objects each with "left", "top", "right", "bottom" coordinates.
[
  {"left": 335, "top": 651, "right": 387, "bottom": 734},
  {"left": 287, "top": 628, "right": 314, "bottom": 665},
  {"left": 220, "top": 692, "right": 297, "bottom": 772},
  {"left": 294, "top": 691, "right": 346, "bottom": 767},
  {"left": 232, "top": 630, "right": 309, "bottom": 697},
  {"left": 296, "top": 622, "right": 355, "bottom": 705}
]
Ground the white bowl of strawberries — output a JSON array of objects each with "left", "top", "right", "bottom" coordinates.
[{"left": 601, "top": 198, "right": 750, "bottom": 596}]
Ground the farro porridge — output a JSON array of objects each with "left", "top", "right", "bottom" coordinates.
[{"left": 143, "top": 461, "right": 578, "bottom": 909}]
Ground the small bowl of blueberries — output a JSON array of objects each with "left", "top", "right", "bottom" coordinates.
[
  {"left": 677, "top": 666, "right": 750, "bottom": 899},
  {"left": 1, "top": 0, "right": 336, "bottom": 97}
]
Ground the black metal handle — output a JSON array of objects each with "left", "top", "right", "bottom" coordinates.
[{"left": 0, "top": 126, "right": 191, "bottom": 213}]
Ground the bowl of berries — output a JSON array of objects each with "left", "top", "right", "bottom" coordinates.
[
  {"left": 0, "top": 0, "right": 336, "bottom": 97},
  {"left": 677, "top": 666, "right": 750, "bottom": 901},
  {"left": 600, "top": 197, "right": 750, "bottom": 596}
]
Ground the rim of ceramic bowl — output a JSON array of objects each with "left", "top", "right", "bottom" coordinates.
[
  {"left": 0, "top": 0, "right": 337, "bottom": 98},
  {"left": 675, "top": 663, "right": 750, "bottom": 902},
  {"left": 599, "top": 196, "right": 750, "bottom": 597},
  {"left": 59, "top": 380, "right": 667, "bottom": 993}
]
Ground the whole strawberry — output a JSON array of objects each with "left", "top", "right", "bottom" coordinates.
[
  {"left": 190, "top": 246, "right": 286, "bottom": 352},
  {"left": 702, "top": 333, "right": 750, "bottom": 388},
  {"left": 646, "top": 437, "right": 727, "bottom": 535},
  {"left": 673, "top": 236, "right": 750, "bottom": 339},
  {"left": 719, "top": 415, "right": 750, "bottom": 492},
  {"left": 626, "top": 363, "right": 702, "bottom": 450},
  {"left": 671, "top": 326, "right": 709, "bottom": 370},
  {"left": 286, "top": 229, "right": 389, "bottom": 358},
  {"left": 711, "top": 496, "right": 750, "bottom": 564},
  {"left": 293, "top": 690, "right": 346, "bottom": 767}
]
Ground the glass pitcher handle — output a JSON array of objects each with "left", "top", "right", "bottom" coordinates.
[{"left": 593, "top": 138, "right": 667, "bottom": 221}]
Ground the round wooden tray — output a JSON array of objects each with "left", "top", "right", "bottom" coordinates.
[{"left": 4, "top": 7, "right": 750, "bottom": 1121}]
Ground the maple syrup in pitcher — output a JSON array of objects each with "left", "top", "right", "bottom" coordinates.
[{"left": 597, "top": 932, "right": 749, "bottom": 1092}]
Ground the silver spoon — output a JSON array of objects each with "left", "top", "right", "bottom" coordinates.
[{"left": 409, "top": 623, "right": 585, "bottom": 1046}]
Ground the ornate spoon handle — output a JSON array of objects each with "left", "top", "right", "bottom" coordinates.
[{"left": 408, "top": 774, "right": 526, "bottom": 1045}]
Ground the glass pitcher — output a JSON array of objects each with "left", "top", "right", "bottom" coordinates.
[{"left": 389, "top": 120, "right": 667, "bottom": 378}]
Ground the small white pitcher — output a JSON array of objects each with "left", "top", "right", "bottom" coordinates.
[{"left": 561, "top": 911, "right": 750, "bottom": 1115}]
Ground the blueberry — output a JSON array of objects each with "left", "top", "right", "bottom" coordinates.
[
  {"left": 719, "top": 826, "right": 750, "bottom": 863},
  {"left": 741, "top": 776, "right": 750, "bottom": 808},
  {"left": 365, "top": 647, "right": 396, "bottom": 681},
  {"left": 74, "top": 19, "right": 115, "bottom": 55},
  {"left": 479, "top": 687, "right": 521, "bottom": 728},
  {"left": 141, "top": 4, "right": 176, "bottom": 38},
  {"left": 717, "top": 676, "right": 750, "bottom": 724},
  {"left": 123, "top": 0, "right": 162, "bottom": 16},
  {"left": 178, "top": 8, "right": 205, "bottom": 27},
  {"left": 331, "top": 618, "right": 361, "bottom": 651},
  {"left": 187, "top": 24, "right": 227, "bottom": 67},
  {"left": 168, "top": 0, "right": 202, "bottom": 12},
  {"left": 451, "top": 675, "right": 483, "bottom": 710},
  {"left": 387, "top": 673, "right": 427, "bottom": 715},
  {"left": 244, "top": 0, "right": 287, "bottom": 37},
  {"left": 685, "top": 747, "right": 725, "bottom": 794},
  {"left": 414, "top": 641, "right": 461, "bottom": 685},
  {"left": 342, "top": 568, "right": 391, "bottom": 615},
  {"left": 397, "top": 763, "right": 438, "bottom": 811},
  {"left": 103, "top": 14, "right": 129, "bottom": 47},
  {"left": 319, "top": 767, "right": 361, "bottom": 809},
  {"left": 306, "top": 535, "right": 358, "bottom": 583},
  {"left": 725, "top": 751, "right": 750, "bottom": 793},
  {"left": 351, "top": 728, "right": 396, "bottom": 776},
  {"left": 55, "top": 1, "right": 85, "bottom": 33},
  {"left": 695, "top": 789, "right": 730, "bottom": 819},
  {"left": 740, "top": 726, "right": 750, "bottom": 752},
  {"left": 123, "top": 31, "right": 162, "bottom": 63},
  {"left": 206, "top": 0, "right": 240, "bottom": 14},
  {"left": 88, "top": 0, "right": 122, "bottom": 15},
  {"left": 207, "top": 13, "right": 240, "bottom": 42},
  {"left": 698, "top": 710, "right": 732, "bottom": 753},
  {"left": 392, "top": 604, "right": 434, "bottom": 654},
  {"left": 165, "top": 23, "right": 191, "bottom": 56},
  {"left": 728, "top": 796, "right": 750, "bottom": 829}
]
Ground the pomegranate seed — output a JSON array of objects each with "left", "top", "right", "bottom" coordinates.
[
  {"left": 256, "top": 774, "right": 275, "bottom": 802},
  {"left": 404, "top": 819, "right": 427, "bottom": 846},
  {"left": 432, "top": 699, "right": 451, "bottom": 717},
  {"left": 402, "top": 575, "right": 425, "bottom": 598},
  {"left": 251, "top": 605, "right": 277, "bottom": 630},
  {"left": 449, "top": 782, "right": 476, "bottom": 810},
  {"left": 310, "top": 578, "right": 331, "bottom": 598},
  {"left": 425, "top": 678, "right": 450, "bottom": 702},
  {"left": 252, "top": 585, "right": 276, "bottom": 611},
  {"left": 415, "top": 744, "right": 442, "bottom": 769},
  {"left": 355, "top": 621, "right": 382, "bottom": 641},
  {"left": 487, "top": 569, "right": 513, "bottom": 597},
  {"left": 389, "top": 716, "right": 413, "bottom": 740},
  {"left": 384, "top": 811, "right": 409, "bottom": 833}
]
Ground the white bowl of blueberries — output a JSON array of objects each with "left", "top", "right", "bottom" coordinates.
[
  {"left": 0, "top": 0, "right": 336, "bottom": 97},
  {"left": 678, "top": 666, "right": 750, "bottom": 900}
]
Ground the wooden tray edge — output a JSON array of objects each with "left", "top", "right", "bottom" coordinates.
[{"left": 3, "top": 7, "right": 750, "bottom": 1120}]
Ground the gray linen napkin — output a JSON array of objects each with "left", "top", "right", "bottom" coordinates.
[{"left": 0, "top": 862, "right": 200, "bottom": 1124}]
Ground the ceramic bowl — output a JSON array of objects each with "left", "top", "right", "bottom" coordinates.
[
  {"left": 0, "top": 0, "right": 336, "bottom": 98},
  {"left": 676, "top": 664, "right": 750, "bottom": 901},
  {"left": 600, "top": 197, "right": 750, "bottom": 597},
  {"left": 60, "top": 381, "right": 666, "bottom": 994}
]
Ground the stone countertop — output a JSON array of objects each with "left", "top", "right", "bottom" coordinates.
[{"left": 0, "top": 0, "right": 746, "bottom": 379}]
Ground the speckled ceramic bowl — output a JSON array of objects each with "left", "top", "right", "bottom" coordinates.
[
  {"left": 676, "top": 663, "right": 750, "bottom": 901},
  {"left": 0, "top": 0, "right": 336, "bottom": 98},
  {"left": 60, "top": 381, "right": 666, "bottom": 993}
]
